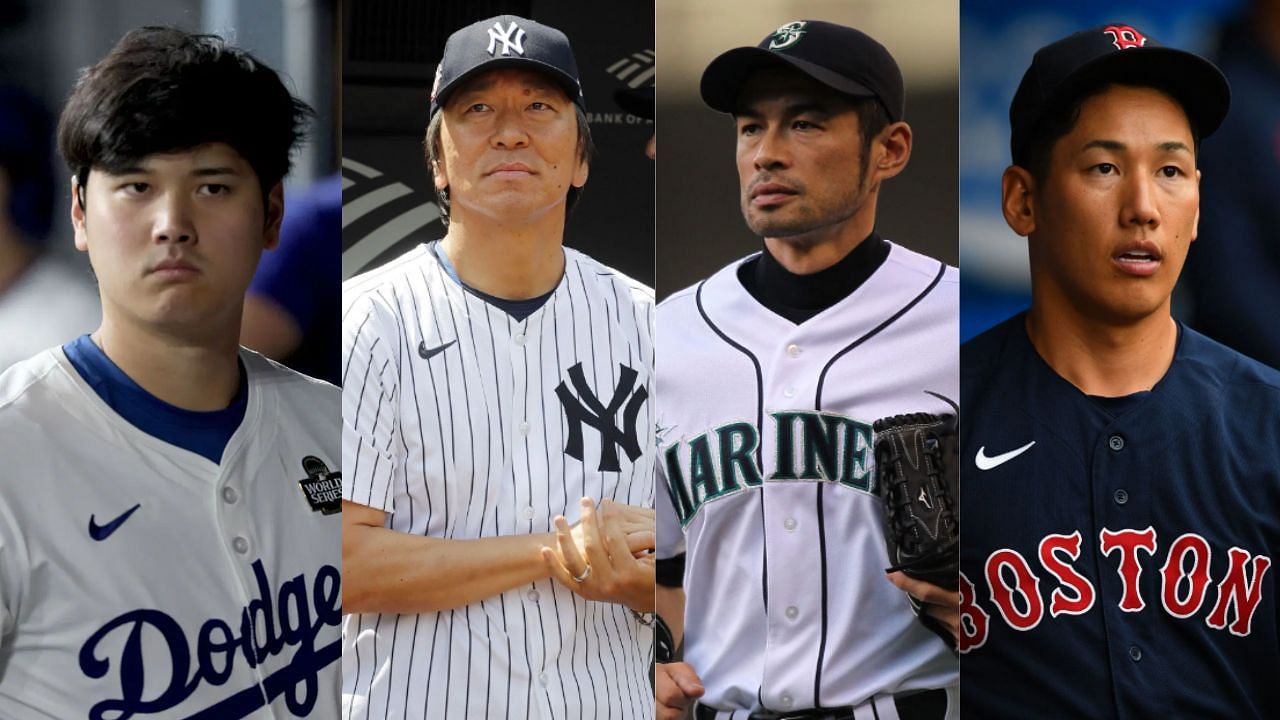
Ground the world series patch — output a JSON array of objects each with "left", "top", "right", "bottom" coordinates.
[{"left": 298, "top": 456, "right": 341, "bottom": 515}]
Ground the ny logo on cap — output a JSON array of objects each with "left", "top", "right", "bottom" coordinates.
[
  {"left": 1103, "top": 25, "right": 1147, "bottom": 50},
  {"left": 487, "top": 20, "right": 527, "bottom": 57},
  {"left": 769, "top": 21, "right": 807, "bottom": 50}
]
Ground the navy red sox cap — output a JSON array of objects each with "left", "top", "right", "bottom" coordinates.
[
  {"left": 700, "top": 20, "right": 905, "bottom": 122},
  {"left": 429, "top": 15, "right": 584, "bottom": 117},
  {"left": 1010, "top": 24, "right": 1230, "bottom": 165}
]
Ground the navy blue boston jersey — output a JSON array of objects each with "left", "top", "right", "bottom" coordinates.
[{"left": 960, "top": 313, "right": 1280, "bottom": 719}]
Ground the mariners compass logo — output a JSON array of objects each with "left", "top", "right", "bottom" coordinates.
[{"left": 769, "top": 21, "right": 808, "bottom": 50}]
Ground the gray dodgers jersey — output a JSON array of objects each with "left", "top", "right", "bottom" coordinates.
[
  {"left": 657, "top": 242, "right": 960, "bottom": 715},
  {"left": 0, "top": 348, "right": 342, "bottom": 719},
  {"left": 342, "top": 243, "right": 655, "bottom": 719}
]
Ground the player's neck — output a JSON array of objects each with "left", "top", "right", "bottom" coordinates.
[
  {"left": 1025, "top": 300, "right": 1177, "bottom": 397},
  {"left": 92, "top": 315, "right": 242, "bottom": 411},
  {"left": 441, "top": 220, "right": 566, "bottom": 300},
  {"left": 761, "top": 203, "right": 876, "bottom": 275}
]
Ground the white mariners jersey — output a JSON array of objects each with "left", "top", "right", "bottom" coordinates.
[
  {"left": 0, "top": 348, "right": 342, "bottom": 719},
  {"left": 656, "top": 242, "right": 960, "bottom": 715},
  {"left": 341, "top": 242, "right": 655, "bottom": 719}
]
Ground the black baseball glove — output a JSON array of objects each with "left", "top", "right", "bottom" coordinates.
[{"left": 873, "top": 410, "right": 958, "bottom": 648}]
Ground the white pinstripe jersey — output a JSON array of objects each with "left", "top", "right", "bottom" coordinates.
[
  {"left": 0, "top": 348, "right": 342, "bottom": 720},
  {"left": 342, "top": 242, "right": 655, "bottom": 719},
  {"left": 656, "top": 242, "right": 960, "bottom": 717}
]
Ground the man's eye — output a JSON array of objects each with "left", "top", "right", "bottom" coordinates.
[
  {"left": 793, "top": 120, "right": 817, "bottom": 130},
  {"left": 467, "top": 103, "right": 491, "bottom": 113},
  {"left": 530, "top": 101, "right": 551, "bottom": 111},
  {"left": 1160, "top": 166, "right": 1183, "bottom": 178},
  {"left": 201, "top": 184, "right": 230, "bottom": 195},
  {"left": 1093, "top": 163, "right": 1116, "bottom": 175},
  {"left": 123, "top": 182, "right": 149, "bottom": 194},
  {"left": 739, "top": 123, "right": 761, "bottom": 136}
]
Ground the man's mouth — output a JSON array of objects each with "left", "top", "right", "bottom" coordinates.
[
  {"left": 1112, "top": 242, "right": 1163, "bottom": 277},
  {"left": 750, "top": 181, "right": 799, "bottom": 207}
]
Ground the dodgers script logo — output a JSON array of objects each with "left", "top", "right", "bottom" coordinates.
[{"left": 79, "top": 560, "right": 341, "bottom": 720}]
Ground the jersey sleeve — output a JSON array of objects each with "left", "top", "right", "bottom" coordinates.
[{"left": 342, "top": 291, "right": 402, "bottom": 513}]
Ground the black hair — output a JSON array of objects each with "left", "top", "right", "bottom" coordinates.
[
  {"left": 423, "top": 101, "right": 595, "bottom": 226},
  {"left": 1015, "top": 80, "right": 1201, "bottom": 184},
  {"left": 852, "top": 95, "right": 891, "bottom": 182},
  {"left": 57, "top": 26, "right": 312, "bottom": 209}
]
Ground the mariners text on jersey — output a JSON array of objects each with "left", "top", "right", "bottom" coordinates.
[
  {"left": 961, "top": 314, "right": 1280, "bottom": 720},
  {"left": 0, "top": 348, "right": 342, "bottom": 720},
  {"left": 656, "top": 242, "right": 959, "bottom": 716},
  {"left": 341, "top": 242, "right": 656, "bottom": 719}
]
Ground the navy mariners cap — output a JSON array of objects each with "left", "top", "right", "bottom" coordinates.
[
  {"left": 1010, "top": 24, "right": 1230, "bottom": 165},
  {"left": 700, "top": 20, "right": 905, "bottom": 122},
  {"left": 430, "top": 15, "right": 584, "bottom": 117}
]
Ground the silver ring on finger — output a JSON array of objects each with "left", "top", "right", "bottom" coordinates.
[{"left": 572, "top": 564, "right": 592, "bottom": 583}]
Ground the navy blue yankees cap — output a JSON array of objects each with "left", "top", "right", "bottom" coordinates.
[
  {"left": 1010, "top": 24, "right": 1230, "bottom": 165},
  {"left": 430, "top": 15, "right": 584, "bottom": 117},
  {"left": 700, "top": 20, "right": 905, "bottom": 122}
]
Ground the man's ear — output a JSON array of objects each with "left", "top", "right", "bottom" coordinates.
[
  {"left": 1190, "top": 168, "right": 1201, "bottom": 243},
  {"left": 571, "top": 153, "right": 589, "bottom": 189},
  {"left": 871, "top": 121, "right": 912, "bottom": 182},
  {"left": 1001, "top": 165, "right": 1037, "bottom": 237},
  {"left": 263, "top": 182, "right": 285, "bottom": 250},
  {"left": 71, "top": 174, "right": 89, "bottom": 252}
]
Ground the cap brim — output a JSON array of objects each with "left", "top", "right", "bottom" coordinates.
[
  {"left": 432, "top": 57, "right": 583, "bottom": 114},
  {"left": 1049, "top": 46, "right": 1229, "bottom": 141},
  {"left": 700, "top": 46, "right": 877, "bottom": 114}
]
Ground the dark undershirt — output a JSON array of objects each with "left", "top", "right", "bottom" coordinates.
[
  {"left": 431, "top": 241, "right": 556, "bottom": 321},
  {"left": 737, "top": 232, "right": 890, "bottom": 324}
]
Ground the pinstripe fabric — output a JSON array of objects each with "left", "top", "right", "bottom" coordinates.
[{"left": 341, "top": 242, "right": 655, "bottom": 719}]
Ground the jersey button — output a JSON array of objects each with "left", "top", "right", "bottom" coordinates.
[
  {"left": 527, "top": 589, "right": 540, "bottom": 602},
  {"left": 779, "top": 693, "right": 794, "bottom": 708},
  {"left": 783, "top": 387, "right": 796, "bottom": 399},
  {"left": 783, "top": 517, "right": 797, "bottom": 532},
  {"left": 518, "top": 421, "right": 530, "bottom": 435},
  {"left": 1108, "top": 435, "right": 1125, "bottom": 451},
  {"left": 221, "top": 486, "right": 238, "bottom": 504},
  {"left": 786, "top": 344, "right": 801, "bottom": 358},
  {"left": 514, "top": 333, "right": 526, "bottom": 346},
  {"left": 521, "top": 507, "right": 536, "bottom": 520},
  {"left": 538, "top": 672, "right": 548, "bottom": 685},
  {"left": 1114, "top": 489, "right": 1129, "bottom": 505},
  {"left": 231, "top": 536, "right": 249, "bottom": 555},
  {"left": 784, "top": 605, "right": 799, "bottom": 620},
  {"left": 1129, "top": 645, "right": 1142, "bottom": 662}
]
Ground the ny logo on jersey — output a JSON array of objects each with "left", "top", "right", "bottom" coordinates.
[
  {"left": 556, "top": 362, "right": 648, "bottom": 472},
  {"left": 487, "top": 20, "right": 526, "bottom": 57}
]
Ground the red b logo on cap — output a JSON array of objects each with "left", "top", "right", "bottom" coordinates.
[{"left": 1103, "top": 25, "right": 1147, "bottom": 50}]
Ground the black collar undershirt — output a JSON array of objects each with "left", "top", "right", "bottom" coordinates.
[{"left": 736, "top": 232, "right": 890, "bottom": 324}]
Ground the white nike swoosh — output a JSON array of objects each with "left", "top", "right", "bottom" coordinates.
[{"left": 975, "top": 441, "right": 1036, "bottom": 470}]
